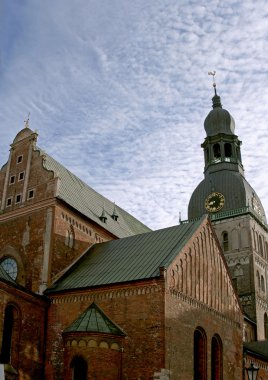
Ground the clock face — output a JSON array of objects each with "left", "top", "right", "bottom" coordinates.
[
  {"left": 205, "top": 192, "right": 225, "bottom": 213},
  {"left": 252, "top": 196, "right": 262, "bottom": 216}
]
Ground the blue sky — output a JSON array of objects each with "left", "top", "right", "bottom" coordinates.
[{"left": 1, "top": 0, "right": 268, "bottom": 230}]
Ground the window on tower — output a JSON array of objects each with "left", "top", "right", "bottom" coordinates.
[
  {"left": 261, "top": 275, "right": 265, "bottom": 292},
  {"left": 224, "top": 143, "right": 232, "bottom": 157},
  {"left": 222, "top": 232, "right": 229, "bottom": 251},
  {"left": 17, "top": 155, "right": 23, "bottom": 164},
  {"left": 213, "top": 143, "right": 221, "bottom": 162},
  {"left": 9, "top": 175, "right": 15, "bottom": 185},
  {"left": 15, "top": 194, "right": 22, "bottom": 204},
  {"left": 18, "top": 172, "right": 25, "bottom": 181}
]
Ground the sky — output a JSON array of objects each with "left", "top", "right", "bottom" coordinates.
[{"left": 1, "top": 0, "right": 268, "bottom": 230}]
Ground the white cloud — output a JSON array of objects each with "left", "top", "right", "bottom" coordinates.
[{"left": 1, "top": 0, "right": 268, "bottom": 230}]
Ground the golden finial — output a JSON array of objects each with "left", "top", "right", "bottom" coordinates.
[
  {"left": 24, "top": 112, "right": 30, "bottom": 128},
  {"left": 208, "top": 71, "right": 217, "bottom": 95}
]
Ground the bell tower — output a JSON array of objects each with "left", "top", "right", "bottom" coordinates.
[{"left": 188, "top": 74, "right": 268, "bottom": 340}]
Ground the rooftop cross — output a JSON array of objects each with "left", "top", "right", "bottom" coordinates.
[
  {"left": 24, "top": 112, "right": 30, "bottom": 128},
  {"left": 208, "top": 71, "right": 217, "bottom": 95}
]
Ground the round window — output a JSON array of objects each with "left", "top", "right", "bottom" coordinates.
[{"left": 1, "top": 257, "right": 18, "bottom": 280}]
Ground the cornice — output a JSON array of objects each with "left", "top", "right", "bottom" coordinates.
[
  {"left": 0, "top": 198, "right": 57, "bottom": 222},
  {"left": 50, "top": 284, "right": 162, "bottom": 304},
  {"left": 169, "top": 288, "right": 241, "bottom": 328}
]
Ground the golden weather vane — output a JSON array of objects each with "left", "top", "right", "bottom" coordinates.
[
  {"left": 208, "top": 71, "right": 217, "bottom": 95},
  {"left": 24, "top": 112, "right": 30, "bottom": 128}
]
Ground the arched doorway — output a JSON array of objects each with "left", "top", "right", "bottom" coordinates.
[{"left": 70, "top": 355, "right": 88, "bottom": 380}]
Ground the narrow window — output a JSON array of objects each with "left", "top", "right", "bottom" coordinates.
[
  {"left": 264, "top": 313, "right": 268, "bottom": 339},
  {"left": 0, "top": 306, "right": 14, "bottom": 363},
  {"left": 259, "top": 236, "right": 264, "bottom": 256},
  {"left": 213, "top": 143, "right": 221, "bottom": 159},
  {"left": 261, "top": 275, "right": 265, "bottom": 292},
  {"left": 28, "top": 189, "right": 35, "bottom": 199},
  {"left": 194, "top": 327, "right": 207, "bottom": 380},
  {"left": 211, "top": 335, "right": 223, "bottom": 380},
  {"left": 9, "top": 175, "right": 15, "bottom": 185},
  {"left": 6, "top": 198, "right": 12, "bottom": 207},
  {"left": 70, "top": 356, "right": 87, "bottom": 380},
  {"left": 18, "top": 172, "right": 25, "bottom": 181},
  {"left": 222, "top": 232, "right": 229, "bottom": 251},
  {"left": 224, "top": 143, "right": 232, "bottom": 158},
  {"left": 257, "top": 270, "right": 261, "bottom": 289},
  {"left": 17, "top": 155, "right": 23, "bottom": 164},
  {"left": 15, "top": 194, "right": 21, "bottom": 204}
]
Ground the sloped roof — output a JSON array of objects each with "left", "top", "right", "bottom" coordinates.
[
  {"left": 47, "top": 216, "right": 206, "bottom": 293},
  {"left": 64, "top": 302, "right": 125, "bottom": 336},
  {"left": 36, "top": 148, "right": 151, "bottom": 238},
  {"left": 244, "top": 340, "right": 268, "bottom": 360}
]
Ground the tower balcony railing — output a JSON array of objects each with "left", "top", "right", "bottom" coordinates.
[{"left": 181, "top": 206, "right": 268, "bottom": 230}]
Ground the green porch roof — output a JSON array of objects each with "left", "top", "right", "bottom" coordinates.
[
  {"left": 64, "top": 302, "right": 126, "bottom": 336},
  {"left": 37, "top": 148, "right": 151, "bottom": 238},
  {"left": 47, "top": 216, "right": 206, "bottom": 293}
]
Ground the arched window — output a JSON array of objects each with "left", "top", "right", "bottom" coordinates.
[
  {"left": 261, "top": 275, "right": 265, "bottom": 292},
  {"left": 211, "top": 335, "right": 223, "bottom": 380},
  {"left": 259, "top": 236, "right": 264, "bottom": 256},
  {"left": 194, "top": 327, "right": 207, "bottom": 380},
  {"left": 264, "top": 313, "right": 268, "bottom": 339},
  {"left": 224, "top": 143, "right": 232, "bottom": 158},
  {"left": 70, "top": 356, "right": 88, "bottom": 380},
  {"left": 222, "top": 232, "right": 229, "bottom": 252},
  {"left": 213, "top": 143, "right": 221, "bottom": 159},
  {"left": 256, "top": 270, "right": 261, "bottom": 289},
  {"left": 0, "top": 304, "right": 20, "bottom": 364}
]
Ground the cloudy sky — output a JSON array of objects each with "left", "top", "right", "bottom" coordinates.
[{"left": 1, "top": 0, "right": 268, "bottom": 230}]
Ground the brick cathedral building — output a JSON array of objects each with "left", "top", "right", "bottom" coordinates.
[{"left": 0, "top": 88, "right": 267, "bottom": 379}]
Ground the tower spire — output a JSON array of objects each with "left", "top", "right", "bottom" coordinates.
[
  {"left": 208, "top": 71, "right": 222, "bottom": 108},
  {"left": 208, "top": 71, "right": 217, "bottom": 95},
  {"left": 24, "top": 112, "right": 30, "bottom": 128}
]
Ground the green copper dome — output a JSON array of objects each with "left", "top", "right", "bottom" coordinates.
[
  {"left": 188, "top": 91, "right": 267, "bottom": 224},
  {"left": 204, "top": 95, "right": 235, "bottom": 136}
]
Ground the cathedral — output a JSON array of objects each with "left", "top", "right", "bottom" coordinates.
[{"left": 0, "top": 85, "right": 267, "bottom": 379}]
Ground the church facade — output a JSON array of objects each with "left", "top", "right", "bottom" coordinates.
[{"left": 0, "top": 89, "right": 266, "bottom": 379}]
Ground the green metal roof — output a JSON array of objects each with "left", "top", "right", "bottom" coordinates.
[
  {"left": 64, "top": 302, "right": 126, "bottom": 336},
  {"left": 36, "top": 148, "right": 151, "bottom": 238},
  {"left": 47, "top": 216, "right": 206, "bottom": 293},
  {"left": 244, "top": 341, "right": 268, "bottom": 359}
]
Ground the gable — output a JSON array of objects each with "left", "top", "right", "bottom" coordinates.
[{"left": 165, "top": 219, "right": 242, "bottom": 324}]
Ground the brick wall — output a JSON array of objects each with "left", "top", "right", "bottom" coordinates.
[
  {"left": 0, "top": 281, "right": 48, "bottom": 379},
  {"left": 46, "top": 280, "right": 165, "bottom": 380}
]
